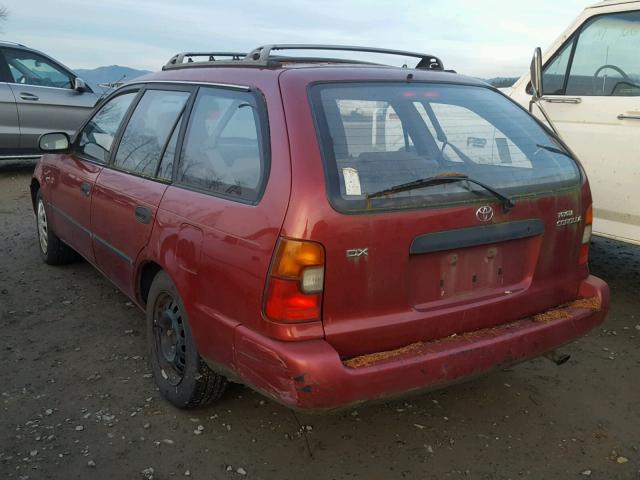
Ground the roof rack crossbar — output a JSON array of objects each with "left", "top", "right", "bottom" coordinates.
[
  {"left": 163, "top": 44, "right": 444, "bottom": 71},
  {"left": 246, "top": 44, "right": 444, "bottom": 70},
  {"left": 165, "top": 52, "right": 248, "bottom": 67}
]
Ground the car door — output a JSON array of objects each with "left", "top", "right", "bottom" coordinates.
[
  {"left": 49, "top": 89, "right": 139, "bottom": 263},
  {"left": 2, "top": 47, "right": 98, "bottom": 153},
  {"left": 0, "top": 51, "right": 20, "bottom": 153},
  {"left": 529, "top": 10, "right": 640, "bottom": 244},
  {"left": 90, "top": 85, "right": 193, "bottom": 296}
]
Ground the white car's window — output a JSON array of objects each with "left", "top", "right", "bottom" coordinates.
[
  {"left": 566, "top": 11, "right": 640, "bottom": 96},
  {"left": 542, "top": 39, "right": 574, "bottom": 95},
  {"left": 114, "top": 89, "right": 190, "bottom": 178},
  {"left": 78, "top": 92, "right": 137, "bottom": 164},
  {"left": 3, "top": 49, "right": 73, "bottom": 89}
]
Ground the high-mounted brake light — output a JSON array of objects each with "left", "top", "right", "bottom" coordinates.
[
  {"left": 579, "top": 205, "right": 593, "bottom": 265},
  {"left": 264, "top": 238, "right": 325, "bottom": 323}
]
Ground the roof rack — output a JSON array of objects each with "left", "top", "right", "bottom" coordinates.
[
  {"left": 165, "top": 51, "right": 248, "bottom": 67},
  {"left": 163, "top": 44, "right": 444, "bottom": 71}
]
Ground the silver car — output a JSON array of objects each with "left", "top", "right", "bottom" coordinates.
[{"left": 0, "top": 41, "right": 100, "bottom": 158}]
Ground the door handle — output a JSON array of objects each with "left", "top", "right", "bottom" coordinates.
[
  {"left": 80, "top": 182, "right": 91, "bottom": 197},
  {"left": 19, "top": 92, "right": 39, "bottom": 101},
  {"left": 617, "top": 113, "right": 640, "bottom": 120},
  {"left": 541, "top": 96, "right": 582, "bottom": 104},
  {"left": 134, "top": 206, "right": 152, "bottom": 224}
]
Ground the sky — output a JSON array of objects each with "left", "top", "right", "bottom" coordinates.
[{"left": 1, "top": 0, "right": 596, "bottom": 78}]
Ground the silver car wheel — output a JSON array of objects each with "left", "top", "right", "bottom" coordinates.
[{"left": 37, "top": 199, "right": 48, "bottom": 254}]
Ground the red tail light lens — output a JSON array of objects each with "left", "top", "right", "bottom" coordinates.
[
  {"left": 265, "top": 278, "right": 322, "bottom": 321},
  {"left": 264, "top": 238, "right": 325, "bottom": 323}
]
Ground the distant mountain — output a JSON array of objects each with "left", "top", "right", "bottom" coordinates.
[
  {"left": 485, "top": 77, "right": 518, "bottom": 88},
  {"left": 74, "top": 65, "right": 152, "bottom": 90}
]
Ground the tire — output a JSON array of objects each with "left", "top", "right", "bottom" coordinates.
[
  {"left": 35, "top": 190, "right": 76, "bottom": 265},
  {"left": 146, "top": 271, "right": 227, "bottom": 408}
]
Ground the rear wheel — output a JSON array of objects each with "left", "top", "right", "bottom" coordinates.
[
  {"left": 146, "top": 271, "right": 227, "bottom": 408},
  {"left": 35, "top": 191, "right": 76, "bottom": 265}
]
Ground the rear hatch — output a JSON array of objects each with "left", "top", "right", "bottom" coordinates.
[{"left": 282, "top": 75, "right": 587, "bottom": 359}]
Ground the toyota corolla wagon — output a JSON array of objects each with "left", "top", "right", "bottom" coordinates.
[{"left": 31, "top": 45, "right": 609, "bottom": 411}]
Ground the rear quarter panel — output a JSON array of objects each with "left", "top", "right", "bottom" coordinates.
[{"left": 137, "top": 70, "right": 292, "bottom": 369}]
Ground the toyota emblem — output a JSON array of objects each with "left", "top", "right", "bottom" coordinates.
[{"left": 476, "top": 205, "right": 494, "bottom": 222}]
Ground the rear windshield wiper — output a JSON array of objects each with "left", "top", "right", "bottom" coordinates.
[
  {"left": 365, "top": 172, "right": 515, "bottom": 212},
  {"left": 535, "top": 143, "right": 572, "bottom": 159}
]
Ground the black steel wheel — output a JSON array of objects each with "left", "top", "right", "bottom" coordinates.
[
  {"left": 152, "top": 293, "right": 188, "bottom": 385},
  {"left": 146, "top": 271, "right": 227, "bottom": 408}
]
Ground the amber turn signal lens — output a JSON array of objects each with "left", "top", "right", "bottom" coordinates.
[
  {"left": 582, "top": 205, "right": 593, "bottom": 245},
  {"left": 585, "top": 205, "right": 593, "bottom": 225},
  {"left": 272, "top": 239, "right": 325, "bottom": 278}
]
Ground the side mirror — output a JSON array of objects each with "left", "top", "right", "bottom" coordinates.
[
  {"left": 530, "top": 47, "right": 544, "bottom": 101},
  {"left": 73, "top": 77, "right": 88, "bottom": 92},
  {"left": 39, "top": 132, "right": 70, "bottom": 153}
]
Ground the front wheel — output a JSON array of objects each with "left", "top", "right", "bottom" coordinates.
[
  {"left": 35, "top": 191, "right": 76, "bottom": 265},
  {"left": 146, "top": 271, "right": 227, "bottom": 408}
]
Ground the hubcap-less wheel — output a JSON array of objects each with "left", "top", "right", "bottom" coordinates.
[
  {"left": 37, "top": 200, "right": 48, "bottom": 254},
  {"left": 153, "top": 292, "right": 187, "bottom": 386}
]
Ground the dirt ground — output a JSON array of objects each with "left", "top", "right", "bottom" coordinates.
[{"left": 1, "top": 160, "right": 639, "bottom": 480}]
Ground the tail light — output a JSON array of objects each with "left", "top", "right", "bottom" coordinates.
[
  {"left": 579, "top": 205, "right": 593, "bottom": 265},
  {"left": 264, "top": 238, "right": 325, "bottom": 322}
]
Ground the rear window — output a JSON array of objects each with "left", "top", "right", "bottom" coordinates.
[{"left": 310, "top": 83, "right": 581, "bottom": 212}]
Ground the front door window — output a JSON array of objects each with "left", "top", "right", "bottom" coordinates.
[
  {"left": 77, "top": 91, "right": 138, "bottom": 163},
  {"left": 566, "top": 11, "right": 640, "bottom": 96},
  {"left": 3, "top": 48, "right": 74, "bottom": 89}
]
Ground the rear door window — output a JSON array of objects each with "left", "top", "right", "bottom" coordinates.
[
  {"left": 310, "top": 83, "right": 581, "bottom": 213},
  {"left": 77, "top": 91, "right": 137, "bottom": 164},
  {"left": 176, "top": 87, "right": 268, "bottom": 202},
  {"left": 113, "top": 89, "right": 190, "bottom": 178},
  {"left": 157, "top": 115, "right": 183, "bottom": 181}
]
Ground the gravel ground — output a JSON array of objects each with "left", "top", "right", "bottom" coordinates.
[{"left": 1, "top": 160, "right": 639, "bottom": 480}]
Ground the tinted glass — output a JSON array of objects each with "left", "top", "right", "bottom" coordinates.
[
  {"left": 566, "top": 11, "right": 640, "bottom": 96},
  {"left": 4, "top": 49, "right": 73, "bottom": 89},
  {"left": 78, "top": 92, "right": 137, "bottom": 163},
  {"left": 311, "top": 83, "right": 581, "bottom": 212},
  {"left": 337, "top": 100, "right": 411, "bottom": 156},
  {"left": 418, "top": 103, "right": 532, "bottom": 168},
  {"left": 177, "top": 88, "right": 266, "bottom": 202},
  {"left": 158, "top": 115, "right": 182, "bottom": 181},
  {"left": 542, "top": 39, "right": 573, "bottom": 95},
  {"left": 114, "top": 90, "right": 190, "bottom": 177}
]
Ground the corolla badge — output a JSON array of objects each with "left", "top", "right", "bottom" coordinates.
[{"left": 476, "top": 205, "right": 494, "bottom": 222}]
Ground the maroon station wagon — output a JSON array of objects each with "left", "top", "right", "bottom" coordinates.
[{"left": 31, "top": 45, "right": 609, "bottom": 411}]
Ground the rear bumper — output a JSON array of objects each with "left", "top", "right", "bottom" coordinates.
[{"left": 233, "top": 275, "right": 609, "bottom": 411}]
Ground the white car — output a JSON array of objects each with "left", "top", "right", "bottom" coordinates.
[{"left": 508, "top": 0, "right": 640, "bottom": 246}]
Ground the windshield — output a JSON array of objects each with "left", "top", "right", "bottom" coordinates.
[{"left": 309, "top": 82, "right": 581, "bottom": 212}]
